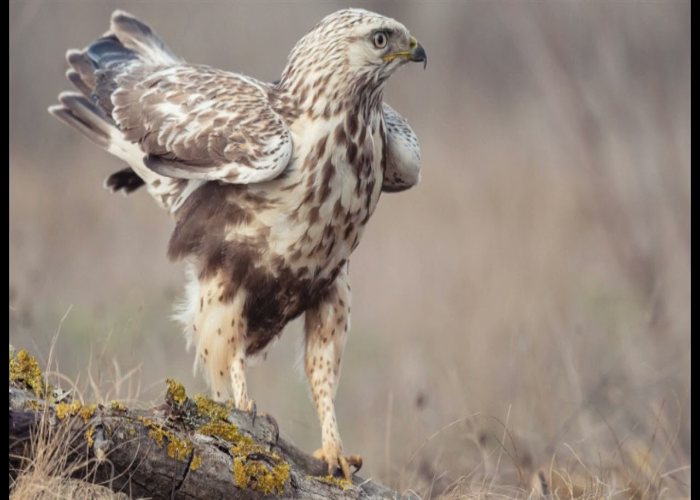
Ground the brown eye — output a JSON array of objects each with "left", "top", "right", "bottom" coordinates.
[{"left": 373, "top": 31, "right": 388, "bottom": 49}]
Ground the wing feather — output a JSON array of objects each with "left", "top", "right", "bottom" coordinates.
[
  {"left": 382, "top": 103, "right": 422, "bottom": 193},
  {"left": 111, "top": 65, "right": 293, "bottom": 184}
]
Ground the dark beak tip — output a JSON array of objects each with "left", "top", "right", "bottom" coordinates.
[{"left": 410, "top": 42, "right": 427, "bottom": 69}]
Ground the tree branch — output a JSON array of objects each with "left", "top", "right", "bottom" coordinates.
[{"left": 9, "top": 379, "right": 418, "bottom": 500}]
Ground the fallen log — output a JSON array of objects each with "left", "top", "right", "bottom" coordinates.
[{"left": 9, "top": 349, "right": 418, "bottom": 500}]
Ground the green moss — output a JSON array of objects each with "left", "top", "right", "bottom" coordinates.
[
  {"left": 233, "top": 457, "right": 289, "bottom": 495},
  {"left": 166, "top": 378, "right": 187, "bottom": 406},
  {"left": 10, "top": 349, "right": 49, "bottom": 398},
  {"left": 193, "top": 394, "right": 229, "bottom": 421}
]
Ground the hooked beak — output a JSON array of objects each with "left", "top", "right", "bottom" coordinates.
[
  {"left": 408, "top": 37, "right": 427, "bottom": 69},
  {"left": 383, "top": 36, "right": 427, "bottom": 69}
]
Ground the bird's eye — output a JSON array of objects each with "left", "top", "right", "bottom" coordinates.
[{"left": 373, "top": 31, "right": 388, "bottom": 49}]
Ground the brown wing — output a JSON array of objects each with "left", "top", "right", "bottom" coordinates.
[{"left": 111, "top": 65, "right": 293, "bottom": 184}]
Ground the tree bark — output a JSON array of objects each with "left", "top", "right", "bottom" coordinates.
[{"left": 9, "top": 384, "right": 419, "bottom": 500}]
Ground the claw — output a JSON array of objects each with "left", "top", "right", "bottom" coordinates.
[
  {"left": 249, "top": 400, "right": 257, "bottom": 426},
  {"left": 313, "top": 448, "right": 362, "bottom": 480},
  {"left": 346, "top": 455, "right": 362, "bottom": 474},
  {"left": 338, "top": 456, "right": 351, "bottom": 481}
]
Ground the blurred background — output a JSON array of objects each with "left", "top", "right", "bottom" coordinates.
[{"left": 9, "top": 1, "right": 690, "bottom": 498}]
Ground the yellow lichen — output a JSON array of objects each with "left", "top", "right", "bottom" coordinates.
[
  {"left": 85, "top": 427, "right": 95, "bottom": 447},
  {"left": 128, "top": 427, "right": 136, "bottom": 437},
  {"left": 314, "top": 475, "right": 353, "bottom": 490},
  {"left": 138, "top": 416, "right": 165, "bottom": 447},
  {"left": 190, "top": 454, "right": 202, "bottom": 471},
  {"left": 10, "top": 349, "right": 49, "bottom": 398},
  {"left": 137, "top": 415, "right": 194, "bottom": 462},
  {"left": 232, "top": 440, "right": 274, "bottom": 459},
  {"left": 54, "top": 400, "right": 96, "bottom": 424},
  {"left": 79, "top": 403, "right": 96, "bottom": 424},
  {"left": 167, "top": 436, "right": 194, "bottom": 461},
  {"left": 56, "top": 400, "right": 82, "bottom": 420},
  {"left": 233, "top": 457, "right": 249, "bottom": 489},
  {"left": 198, "top": 421, "right": 252, "bottom": 445},
  {"left": 193, "top": 394, "right": 229, "bottom": 421},
  {"left": 110, "top": 400, "right": 127, "bottom": 411},
  {"left": 26, "top": 400, "right": 45, "bottom": 411},
  {"left": 166, "top": 378, "right": 187, "bottom": 405},
  {"left": 233, "top": 457, "right": 289, "bottom": 494}
]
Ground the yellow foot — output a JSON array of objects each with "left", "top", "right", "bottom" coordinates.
[{"left": 313, "top": 448, "right": 362, "bottom": 480}]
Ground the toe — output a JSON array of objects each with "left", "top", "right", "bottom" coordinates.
[
  {"left": 312, "top": 448, "right": 341, "bottom": 476},
  {"left": 338, "top": 456, "right": 351, "bottom": 480},
  {"left": 346, "top": 455, "right": 362, "bottom": 473},
  {"left": 249, "top": 400, "right": 257, "bottom": 424}
]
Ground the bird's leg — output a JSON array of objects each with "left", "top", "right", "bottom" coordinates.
[
  {"left": 304, "top": 266, "right": 362, "bottom": 480},
  {"left": 229, "top": 317, "right": 254, "bottom": 413},
  {"left": 193, "top": 281, "right": 253, "bottom": 412}
]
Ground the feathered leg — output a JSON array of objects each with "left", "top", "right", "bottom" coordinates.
[
  {"left": 304, "top": 264, "right": 362, "bottom": 479},
  {"left": 192, "top": 278, "right": 252, "bottom": 411}
]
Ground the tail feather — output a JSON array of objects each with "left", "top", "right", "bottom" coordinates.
[
  {"left": 65, "top": 69, "right": 92, "bottom": 99},
  {"left": 66, "top": 49, "right": 98, "bottom": 90},
  {"left": 50, "top": 10, "right": 182, "bottom": 201},
  {"left": 85, "top": 34, "right": 139, "bottom": 69},
  {"left": 63, "top": 10, "right": 178, "bottom": 112},
  {"left": 49, "top": 92, "right": 114, "bottom": 148},
  {"left": 110, "top": 10, "right": 180, "bottom": 65}
]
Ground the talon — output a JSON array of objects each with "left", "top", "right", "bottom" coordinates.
[
  {"left": 312, "top": 448, "right": 361, "bottom": 481},
  {"left": 265, "top": 413, "right": 280, "bottom": 444},
  {"left": 249, "top": 400, "right": 257, "bottom": 426},
  {"left": 338, "top": 456, "right": 351, "bottom": 480},
  {"left": 346, "top": 455, "right": 362, "bottom": 474}
]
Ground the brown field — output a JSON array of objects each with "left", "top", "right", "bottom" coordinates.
[{"left": 9, "top": 1, "right": 690, "bottom": 498}]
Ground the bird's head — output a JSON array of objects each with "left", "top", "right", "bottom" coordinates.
[{"left": 279, "top": 9, "right": 426, "bottom": 111}]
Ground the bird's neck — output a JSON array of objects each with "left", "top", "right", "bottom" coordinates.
[{"left": 275, "top": 69, "right": 387, "bottom": 122}]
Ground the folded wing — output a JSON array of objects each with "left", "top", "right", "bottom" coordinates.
[
  {"left": 111, "top": 66, "right": 293, "bottom": 184},
  {"left": 382, "top": 103, "right": 422, "bottom": 193}
]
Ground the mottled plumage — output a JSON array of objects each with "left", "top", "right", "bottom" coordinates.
[{"left": 49, "top": 8, "right": 425, "bottom": 478}]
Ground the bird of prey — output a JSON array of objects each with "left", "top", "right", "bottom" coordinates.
[{"left": 49, "top": 8, "right": 425, "bottom": 479}]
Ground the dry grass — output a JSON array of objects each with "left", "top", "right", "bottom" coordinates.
[
  {"left": 9, "top": 1, "right": 689, "bottom": 499},
  {"left": 9, "top": 339, "right": 133, "bottom": 499}
]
